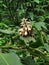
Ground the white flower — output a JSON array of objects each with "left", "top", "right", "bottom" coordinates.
[
  {"left": 18, "top": 28, "right": 25, "bottom": 36},
  {"left": 24, "top": 31, "right": 28, "bottom": 36},
  {"left": 25, "top": 27, "right": 27, "bottom": 31}
]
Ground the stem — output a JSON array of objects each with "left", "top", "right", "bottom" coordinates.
[
  {"left": 0, "top": 46, "right": 48, "bottom": 62},
  {"left": 0, "top": 46, "right": 26, "bottom": 50},
  {"left": 0, "top": 46, "right": 47, "bottom": 56}
]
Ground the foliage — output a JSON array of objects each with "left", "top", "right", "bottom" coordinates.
[{"left": 0, "top": 0, "right": 49, "bottom": 65}]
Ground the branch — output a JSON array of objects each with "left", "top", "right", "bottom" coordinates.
[
  {"left": 0, "top": 46, "right": 26, "bottom": 50},
  {"left": 0, "top": 45, "right": 48, "bottom": 62}
]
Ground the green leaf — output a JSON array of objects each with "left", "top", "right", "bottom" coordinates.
[
  {"left": 0, "top": 1, "right": 3, "bottom": 3},
  {"left": 29, "top": 12, "right": 34, "bottom": 20},
  {"left": 2, "top": 4, "right": 7, "bottom": 8},
  {"left": 20, "top": 36, "right": 36, "bottom": 44},
  {"left": 35, "top": 22, "right": 42, "bottom": 31},
  {"left": 44, "top": 43, "right": 49, "bottom": 52},
  {"left": 0, "top": 52, "right": 23, "bottom": 65},
  {"left": 35, "top": 22, "right": 47, "bottom": 31},
  {"left": 30, "top": 21, "right": 35, "bottom": 26},
  {"left": 22, "top": 56, "right": 37, "bottom": 65},
  {"left": 0, "top": 29, "right": 15, "bottom": 35},
  {"left": 34, "top": 0, "right": 39, "bottom": 4},
  {"left": 0, "top": 23, "right": 9, "bottom": 28}
]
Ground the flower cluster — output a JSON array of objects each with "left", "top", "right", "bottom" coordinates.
[{"left": 19, "top": 18, "right": 32, "bottom": 36}]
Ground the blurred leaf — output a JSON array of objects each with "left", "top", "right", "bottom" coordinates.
[
  {"left": 0, "top": 1, "right": 3, "bottom": 3},
  {"left": 35, "top": 22, "right": 47, "bottom": 31},
  {"left": 29, "top": 12, "right": 34, "bottom": 20},
  {"left": 44, "top": 43, "right": 49, "bottom": 52},
  {"left": 20, "top": 36, "right": 36, "bottom": 44},
  {"left": 0, "top": 29, "right": 15, "bottom": 35},
  {"left": 22, "top": 56, "right": 37, "bottom": 65},
  {"left": 2, "top": 4, "right": 7, "bottom": 8},
  {"left": 0, "top": 52, "right": 23, "bottom": 65},
  {"left": 34, "top": 0, "right": 39, "bottom": 3},
  {"left": 0, "top": 23, "right": 9, "bottom": 28}
]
